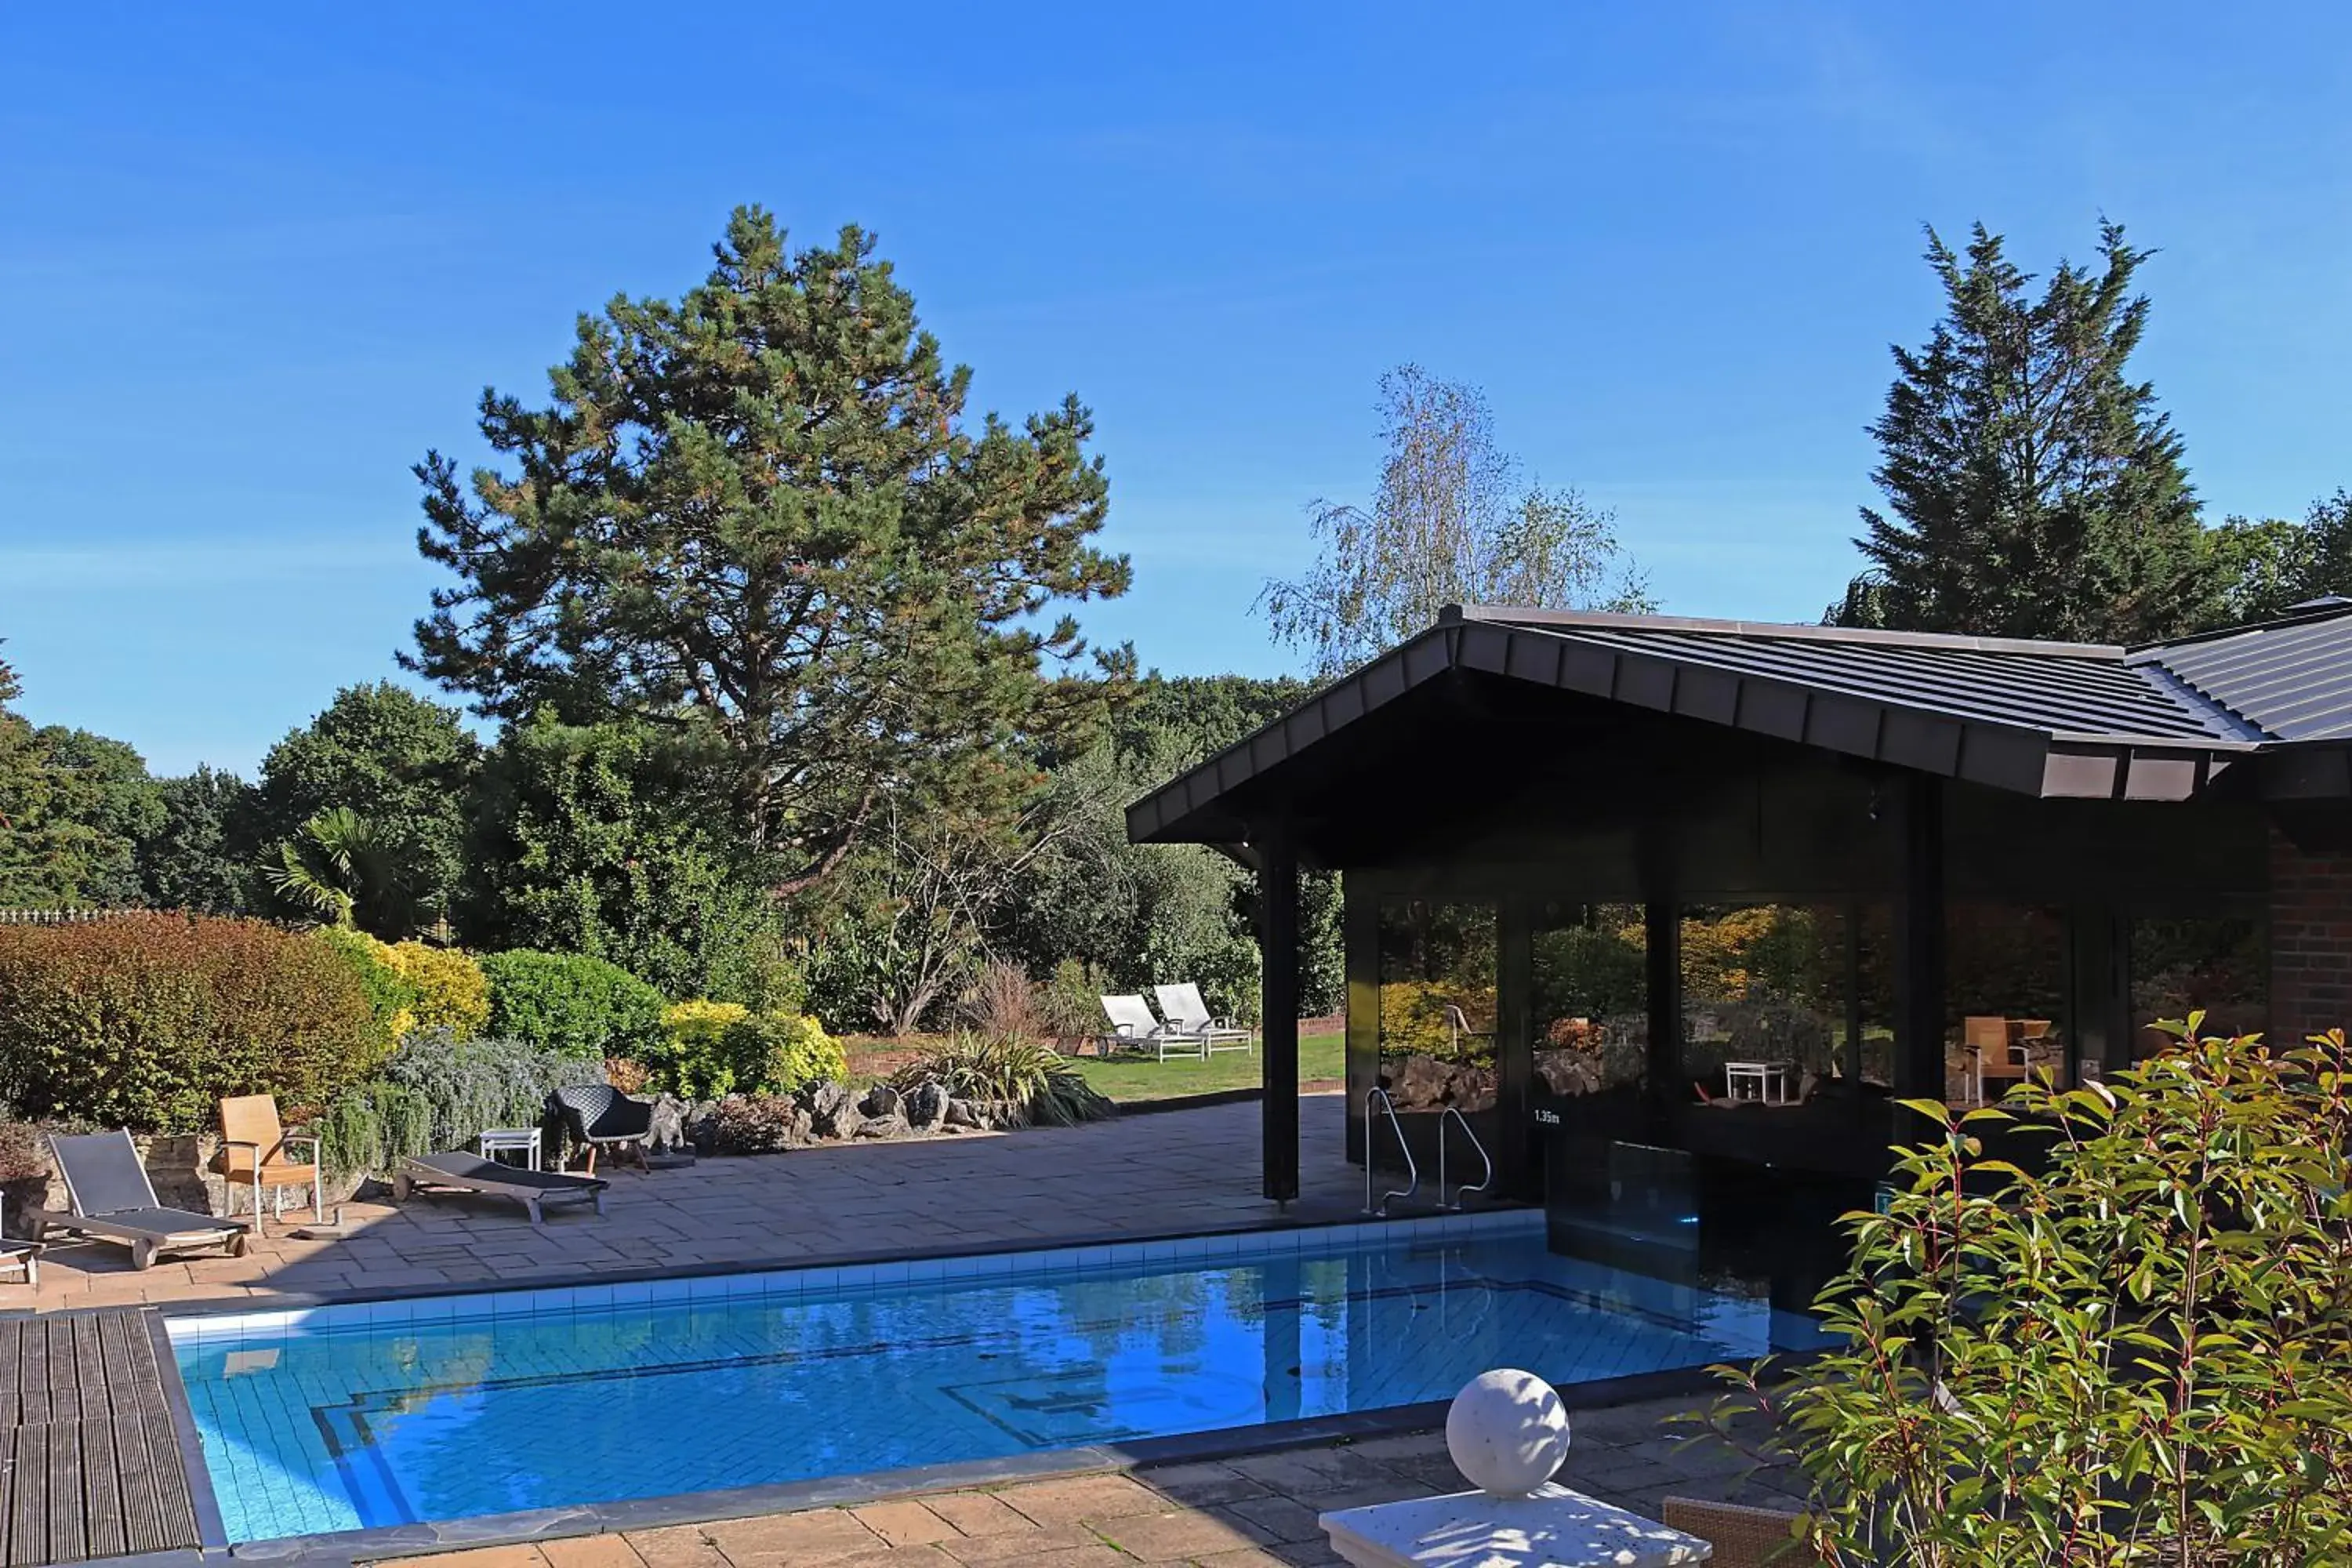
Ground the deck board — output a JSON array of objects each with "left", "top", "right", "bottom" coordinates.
[{"left": 0, "top": 1312, "right": 201, "bottom": 1566}]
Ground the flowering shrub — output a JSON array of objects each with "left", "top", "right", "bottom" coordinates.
[{"left": 0, "top": 913, "right": 376, "bottom": 1134}]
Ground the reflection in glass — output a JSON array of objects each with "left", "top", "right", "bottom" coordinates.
[
  {"left": 1947, "top": 904, "right": 2066, "bottom": 1102},
  {"left": 1530, "top": 903, "right": 1647, "bottom": 1102},
  {"left": 1375, "top": 900, "right": 1497, "bottom": 1112},
  {"left": 2130, "top": 917, "right": 2266, "bottom": 1058},
  {"left": 1676, "top": 906, "right": 1891, "bottom": 1107}
]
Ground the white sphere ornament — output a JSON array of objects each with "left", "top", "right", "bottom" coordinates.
[{"left": 1445, "top": 1368, "right": 1571, "bottom": 1497}]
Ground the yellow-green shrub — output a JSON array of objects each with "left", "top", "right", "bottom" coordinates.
[
  {"left": 383, "top": 941, "right": 489, "bottom": 1039},
  {"left": 642, "top": 1001, "right": 841, "bottom": 1099}
]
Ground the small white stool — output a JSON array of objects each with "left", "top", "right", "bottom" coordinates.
[
  {"left": 1320, "top": 1483, "right": 1712, "bottom": 1566},
  {"left": 477, "top": 1127, "right": 542, "bottom": 1171}
]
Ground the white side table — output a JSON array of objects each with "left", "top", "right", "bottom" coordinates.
[
  {"left": 1721, "top": 1061, "right": 1791, "bottom": 1105},
  {"left": 1321, "top": 1483, "right": 1711, "bottom": 1566},
  {"left": 477, "top": 1127, "right": 541, "bottom": 1171}
]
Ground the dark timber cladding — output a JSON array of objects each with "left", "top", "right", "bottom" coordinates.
[
  {"left": 1127, "top": 600, "right": 2352, "bottom": 1201},
  {"left": 0, "top": 1312, "right": 204, "bottom": 1566}
]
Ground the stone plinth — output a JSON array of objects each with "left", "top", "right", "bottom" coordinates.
[{"left": 1320, "top": 1483, "right": 1711, "bottom": 1567}]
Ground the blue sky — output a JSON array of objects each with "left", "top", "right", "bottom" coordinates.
[{"left": 4, "top": 4, "right": 2348, "bottom": 775}]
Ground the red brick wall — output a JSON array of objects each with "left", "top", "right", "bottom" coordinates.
[{"left": 2270, "top": 826, "right": 2352, "bottom": 1045}]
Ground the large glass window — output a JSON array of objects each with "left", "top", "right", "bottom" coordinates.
[
  {"left": 1947, "top": 903, "right": 2067, "bottom": 1102},
  {"left": 1375, "top": 899, "right": 1497, "bottom": 1113},
  {"left": 1530, "top": 902, "right": 1647, "bottom": 1102},
  {"left": 2130, "top": 916, "right": 2266, "bottom": 1058},
  {"left": 1678, "top": 904, "right": 1890, "bottom": 1106}
]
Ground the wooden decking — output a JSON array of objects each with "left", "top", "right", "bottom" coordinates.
[{"left": 0, "top": 1312, "right": 202, "bottom": 1566}]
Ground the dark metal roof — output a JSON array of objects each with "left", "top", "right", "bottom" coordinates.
[
  {"left": 2136, "top": 609, "right": 2352, "bottom": 743},
  {"left": 1127, "top": 604, "right": 2352, "bottom": 845}
]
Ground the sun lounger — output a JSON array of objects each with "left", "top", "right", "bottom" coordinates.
[
  {"left": 1099, "top": 993, "right": 1207, "bottom": 1062},
  {"left": 1153, "top": 983, "right": 1256, "bottom": 1055},
  {"left": 393, "top": 1152, "right": 608, "bottom": 1225},
  {"left": 24, "top": 1131, "right": 249, "bottom": 1270}
]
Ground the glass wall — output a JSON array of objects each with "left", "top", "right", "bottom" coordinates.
[
  {"left": 2130, "top": 916, "right": 2267, "bottom": 1058},
  {"left": 1677, "top": 904, "right": 1892, "bottom": 1105},
  {"left": 1530, "top": 902, "right": 1647, "bottom": 1106},
  {"left": 1375, "top": 899, "right": 1497, "bottom": 1115},
  {"left": 1946, "top": 903, "right": 2067, "bottom": 1102}
]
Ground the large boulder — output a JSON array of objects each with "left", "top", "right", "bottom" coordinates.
[
  {"left": 903, "top": 1081, "right": 949, "bottom": 1131},
  {"left": 857, "top": 1083, "right": 901, "bottom": 1121},
  {"left": 1388, "top": 1053, "right": 1450, "bottom": 1110},
  {"left": 804, "top": 1081, "right": 854, "bottom": 1139},
  {"left": 944, "top": 1097, "right": 985, "bottom": 1130},
  {"left": 851, "top": 1112, "right": 908, "bottom": 1140}
]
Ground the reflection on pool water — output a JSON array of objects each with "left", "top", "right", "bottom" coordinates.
[{"left": 169, "top": 1211, "right": 1827, "bottom": 1544}]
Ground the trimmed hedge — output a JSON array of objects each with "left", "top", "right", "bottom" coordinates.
[
  {"left": 0, "top": 913, "right": 379, "bottom": 1134},
  {"left": 314, "top": 931, "right": 492, "bottom": 1047},
  {"left": 644, "top": 1000, "right": 840, "bottom": 1099},
  {"left": 481, "top": 949, "right": 666, "bottom": 1061}
]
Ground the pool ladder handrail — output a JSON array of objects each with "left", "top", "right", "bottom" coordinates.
[
  {"left": 1437, "top": 1106, "right": 1493, "bottom": 1211},
  {"left": 1363, "top": 1087, "right": 1418, "bottom": 1216}
]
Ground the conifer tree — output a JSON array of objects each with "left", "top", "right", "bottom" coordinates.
[
  {"left": 408, "top": 209, "right": 1132, "bottom": 892},
  {"left": 1831, "top": 223, "right": 2216, "bottom": 641}
]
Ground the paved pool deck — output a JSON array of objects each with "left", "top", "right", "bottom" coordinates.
[
  {"left": 372, "top": 1396, "right": 1807, "bottom": 1568},
  {"left": 13, "top": 1094, "right": 1368, "bottom": 1315}
]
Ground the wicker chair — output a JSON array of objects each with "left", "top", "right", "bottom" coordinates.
[
  {"left": 543, "top": 1083, "right": 654, "bottom": 1174},
  {"left": 1661, "top": 1497, "right": 1809, "bottom": 1567}
]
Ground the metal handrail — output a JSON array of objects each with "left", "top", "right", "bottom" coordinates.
[
  {"left": 1363, "top": 1087, "right": 1419, "bottom": 1216},
  {"left": 1437, "top": 1106, "right": 1494, "bottom": 1211}
]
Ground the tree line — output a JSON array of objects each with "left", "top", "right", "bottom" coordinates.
[{"left": 2, "top": 209, "right": 2342, "bottom": 1036}]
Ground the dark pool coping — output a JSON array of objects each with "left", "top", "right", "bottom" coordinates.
[
  {"left": 143, "top": 1199, "right": 1529, "bottom": 1324},
  {"left": 198, "top": 1363, "right": 1730, "bottom": 1566}
]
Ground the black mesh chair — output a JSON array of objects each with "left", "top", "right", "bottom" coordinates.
[{"left": 543, "top": 1084, "right": 655, "bottom": 1174}]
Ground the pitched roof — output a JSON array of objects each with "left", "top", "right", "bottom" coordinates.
[
  {"left": 2133, "top": 605, "right": 2352, "bottom": 743},
  {"left": 1127, "top": 601, "right": 2352, "bottom": 844}
]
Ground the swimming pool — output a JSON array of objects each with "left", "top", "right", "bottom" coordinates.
[{"left": 169, "top": 1211, "right": 1825, "bottom": 1544}]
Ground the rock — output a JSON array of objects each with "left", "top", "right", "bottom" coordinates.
[
  {"left": 1388, "top": 1052, "right": 1450, "bottom": 1110},
  {"left": 685, "top": 1099, "right": 721, "bottom": 1153},
  {"left": 903, "top": 1081, "right": 949, "bottom": 1131},
  {"left": 851, "top": 1112, "right": 907, "bottom": 1140},
  {"left": 804, "top": 1081, "right": 853, "bottom": 1139},
  {"left": 944, "top": 1098, "right": 983, "bottom": 1129},
  {"left": 1534, "top": 1049, "right": 1600, "bottom": 1098},
  {"left": 648, "top": 1094, "right": 691, "bottom": 1153},
  {"left": 857, "top": 1083, "right": 901, "bottom": 1121}
]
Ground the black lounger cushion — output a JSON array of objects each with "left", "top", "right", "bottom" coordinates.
[{"left": 407, "top": 1152, "right": 608, "bottom": 1192}]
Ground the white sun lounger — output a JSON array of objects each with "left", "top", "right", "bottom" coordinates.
[
  {"left": 1154, "top": 983, "right": 1256, "bottom": 1055},
  {"left": 1099, "top": 994, "right": 1207, "bottom": 1062}
]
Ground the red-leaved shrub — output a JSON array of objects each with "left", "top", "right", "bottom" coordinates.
[{"left": 0, "top": 913, "right": 379, "bottom": 1134}]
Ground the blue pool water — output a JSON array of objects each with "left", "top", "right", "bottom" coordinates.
[{"left": 170, "top": 1213, "right": 1824, "bottom": 1544}]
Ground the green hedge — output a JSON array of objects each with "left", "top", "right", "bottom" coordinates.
[
  {"left": 480, "top": 949, "right": 666, "bottom": 1061},
  {"left": 0, "top": 913, "right": 379, "bottom": 1134}
]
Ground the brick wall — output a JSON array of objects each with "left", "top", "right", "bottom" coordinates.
[{"left": 2269, "top": 826, "right": 2352, "bottom": 1044}]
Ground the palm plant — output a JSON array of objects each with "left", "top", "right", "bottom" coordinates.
[
  {"left": 891, "top": 1031, "right": 1114, "bottom": 1127},
  {"left": 263, "top": 807, "right": 382, "bottom": 930}
]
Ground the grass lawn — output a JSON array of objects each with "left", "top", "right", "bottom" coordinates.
[{"left": 1070, "top": 1029, "right": 1344, "bottom": 1103}]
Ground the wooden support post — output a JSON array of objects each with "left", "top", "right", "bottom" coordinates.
[
  {"left": 1342, "top": 880, "right": 1379, "bottom": 1168},
  {"left": 2067, "top": 904, "right": 2127, "bottom": 1084},
  {"left": 1259, "top": 833, "right": 1301, "bottom": 1204},
  {"left": 1893, "top": 775, "right": 1947, "bottom": 1101}
]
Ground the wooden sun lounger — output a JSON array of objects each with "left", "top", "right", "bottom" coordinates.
[{"left": 393, "top": 1152, "right": 609, "bottom": 1225}]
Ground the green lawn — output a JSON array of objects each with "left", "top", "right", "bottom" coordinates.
[{"left": 1071, "top": 1029, "right": 1344, "bottom": 1103}]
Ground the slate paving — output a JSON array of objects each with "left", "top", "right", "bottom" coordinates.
[
  {"left": 372, "top": 1396, "right": 1807, "bottom": 1568},
  {"left": 9, "top": 1096, "right": 1360, "bottom": 1314}
]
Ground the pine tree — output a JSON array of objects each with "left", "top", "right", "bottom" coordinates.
[
  {"left": 1831, "top": 223, "right": 2216, "bottom": 642},
  {"left": 409, "top": 208, "right": 1131, "bottom": 893}
]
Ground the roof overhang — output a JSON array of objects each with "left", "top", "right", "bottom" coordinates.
[{"left": 1128, "top": 617, "right": 2265, "bottom": 847}]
